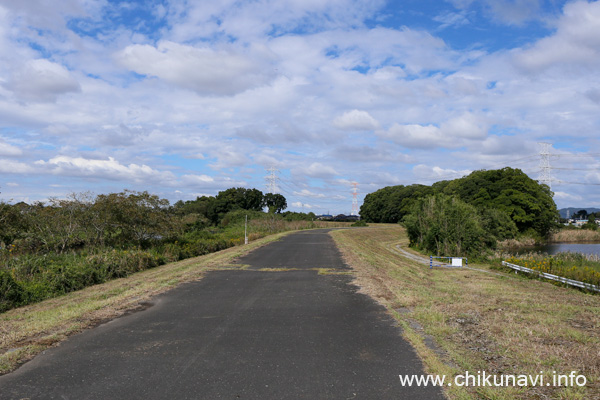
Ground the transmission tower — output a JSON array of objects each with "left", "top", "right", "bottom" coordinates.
[
  {"left": 538, "top": 142, "right": 552, "bottom": 189},
  {"left": 265, "top": 166, "right": 280, "bottom": 194},
  {"left": 351, "top": 182, "right": 359, "bottom": 216}
]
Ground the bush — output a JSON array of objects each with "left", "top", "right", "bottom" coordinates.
[
  {"left": 0, "top": 270, "right": 24, "bottom": 312},
  {"left": 41, "top": 262, "right": 102, "bottom": 294},
  {"left": 86, "top": 250, "right": 164, "bottom": 280},
  {"left": 351, "top": 220, "right": 368, "bottom": 227},
  {"left": 403, "top": 194, "right": 488, "bottom": 257}
]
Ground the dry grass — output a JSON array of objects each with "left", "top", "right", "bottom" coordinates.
[
  {"left": 331, "top": 225, "right": 600, "bottom": 400},
  {"left": 498, "top": 237, "right": 537, "bottom": 248},
  {"left": 0, "top": 231, "right": 291, "bottom": 375},
  {"left": 550, "top": 229, "right": 600, "bottom": 243}
]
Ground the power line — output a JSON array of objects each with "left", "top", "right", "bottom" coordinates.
[
  {"left": 553, "top": 153, "right": 600, "bottom": 158},
  {"left": 551, "top": 167, "right": 600, "bottom": 171},
  {"left": 483, "top": 155, "right": 539, "bottom": 170},
  {"left": 554, "top": 180, "right": 600, "bottom": 186}
]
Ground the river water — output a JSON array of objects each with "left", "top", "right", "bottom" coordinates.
[{"left": 515, "top": 243, "right": 600, "bottom": 256}]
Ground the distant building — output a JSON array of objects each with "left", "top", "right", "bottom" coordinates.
[
  {"left": 333, "top": 214, "right": 360, "bottom": 222},
  {"left": 565, "top": 219, "right": 599, "bottom": 227},
  {"left": 315, "top": 214, "right": 333, "bottom": 221},
  {"left": 316, "top": 214, "right": 361, "bottom": 222}
]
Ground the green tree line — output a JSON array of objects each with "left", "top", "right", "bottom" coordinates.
[
  {"left": 360, "top": 168, "right": 559, "bottom": 256},
  {"left": 0, "top": 187, "right": 298, "bottom": 313}
]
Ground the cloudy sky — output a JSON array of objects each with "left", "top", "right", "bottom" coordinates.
[{"left": 1, "top": 0, "right": 599, "bottom": 213}]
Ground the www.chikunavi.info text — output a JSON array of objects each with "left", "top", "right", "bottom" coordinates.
[{"left": 399, "top": 371, "right": 587, "bottom": 387}]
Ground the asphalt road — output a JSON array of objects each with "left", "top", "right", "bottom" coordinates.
[{"left": 0, "top": 229, "right": 445, "bottom": 399}]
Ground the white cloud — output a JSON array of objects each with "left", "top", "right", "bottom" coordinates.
[
  {"left": 0, "top": 0, "right": 99, "bottom": 31},
  {"left": 379, "top": 123, "right": 446, "bottom": 149},
  {"left": 0, "top": 140, "right": 23, "bottom": 156},
  {"left": 333, "top": 109, "right": 380, "bottom": 130},
  {"left": 378, "top": 112, "right": 488, "bottom": 149},
  {"left": 296, "top": 162, "right": 339, "bottom": 178},
  {"left": 180, "top": 174, "right": 246, "bottom": 191},
  {"left": 486, "top": 0, "right": 542, "bottom": 26},
  {"left": 34, "top": 156, "right": 175, "bottom": 183},
  {"left": 413, "top": 164, "right": 472, "bottom": 181},
  {"left": 513, "top": 1, "right": 600, "bottom": 72},
  {"left": 208, "top": 146, "right": 252, "bottom": 169},
  {"left": 440, "top": 112, "right": 488, "bottom": 140},
  {"left": 331, "top": 145, "right": 404, "bottom": 163},
  {"left": 167, "top": 0, "right": 385, "bottom": 42},
  {"left": 434, "top": 11, "right": 471, "bottom": 29},
  {"left": 115, "top": 41, "right": 276, "bottom": 96},
  {"left": 0, "top": 159, "right": 35, "bottom": 174},
  {"left": 291, "top": 201, "right": 320, "bottom": 209},
  {"left": 584, "top": 171, "right": 600, "bottom": 184},
  {"left": 180, "top": 174, "right": 215, "bottom": 185},
  {"left": 554, "top": 191, "right": 583, "bottom": 202},
  {"left": 6, "top": 59, "right": 81, "bottom": 102},
  {"left": 293, "top": 189, "right": 326, "bottom": 198},
  {"left": 448, "top": 0, "right": 543, "bottom": 26}
]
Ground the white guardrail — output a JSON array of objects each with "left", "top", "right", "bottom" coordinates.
[{"left": 502, "top": 261, "right": 600, "bottom": 293}]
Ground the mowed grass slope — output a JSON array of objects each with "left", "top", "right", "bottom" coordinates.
[{"left": 331, "top": 225, "right": 600, "bottom": 400}]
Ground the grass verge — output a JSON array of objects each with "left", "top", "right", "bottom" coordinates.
[
  {"left": 331, "top": 224, "right": 600, "bottom": 400},
  {"left": 0, "top": 231, "right": 291, "bottom": 375}
]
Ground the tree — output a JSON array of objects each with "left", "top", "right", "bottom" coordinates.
[
  {"left": 94, "top": 190, "right": 176, "bottom": 248},
  {"left": 442, "top": 167, "right": 558, "bottom": 237},
  {"left": 403, "top": 194, "right": 487, "bottom": 256},
  {"left": 22, "top": 196, "right": 92, "bottom": 254},
  {"left": 263, "top": 193, "right": 287, "bottom": 213},
  {"left": 575, "top": 209, "right": 588, "bottom": 220},
  {"left": 360, "top": 184, "right": 433, "bottom": 223},
  {"left": 215, "top": 188, "right": 264, "bottom": 212},
  {"left": 363, "top": 167, "right": 557, "bottom": 244},
  {"left": 0, "top": 202, "right": 26, "bottom": 247},
  {"left": 479, "top": 207, "right": 518, "bottom": 241}
]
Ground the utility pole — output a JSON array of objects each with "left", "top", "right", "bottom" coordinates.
[
  {"left": 351, "top": 182, "right": 359, "bottom": 216},
  {"left": 265, "top": 166, "right": 279, "bottom": 194},
  {"left": 538, "top": 142, "right": 552, "bottom": 189},
  {"left": 245, "top": 214, "right": 248, "bottom": 245}
]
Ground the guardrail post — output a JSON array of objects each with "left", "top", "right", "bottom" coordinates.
[{"left": 430, "top": 255, "right": 432, "bottom": 269}]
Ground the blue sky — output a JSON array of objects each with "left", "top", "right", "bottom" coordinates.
[{"left": 1, "top": 0, "right": 600, "bottom": 213}]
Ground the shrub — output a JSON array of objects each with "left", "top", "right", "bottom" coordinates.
[
  {"left": 351, "top": 220, "right": 368, "bottom": 227},
  {"left": 0, "top": 270, "right": 24, "bottom": 312},
  {"left": 403, "top": 194, "right": 488, "bottom": 257},
  {"left": 86, "top": 250, "right": 164, "bottom": 280}
]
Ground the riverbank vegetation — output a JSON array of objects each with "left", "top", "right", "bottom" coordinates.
[
  {"left": 550, "top": 228, "right": 600, "bottom": 243},
  {"left": 0, "top": 188, "right": 335, "bottom": 313},
  {"left": 360, "top": 167, "right": 558, "bottom": 257},
  {"left": 502, "top": 252, "right": 600, "bottom": 289}
]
